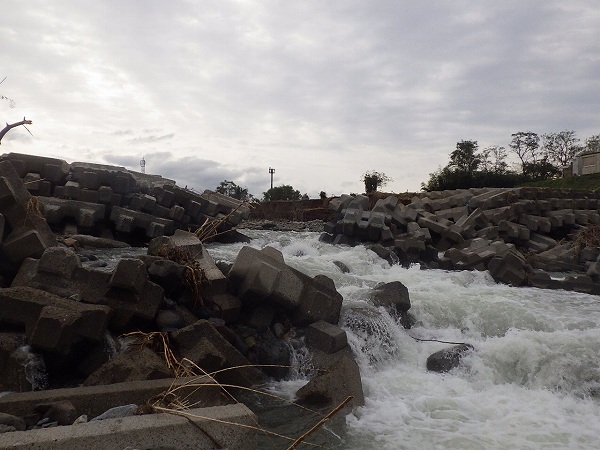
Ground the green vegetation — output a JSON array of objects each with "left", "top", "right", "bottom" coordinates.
[
  {"left": 422, "top": 130, "right": 600, "bottom": 191},
  {"left": 215, "top": 180, "right": 253, "bottom": 201},
  {"left": 263, "top": 184, "right": 303, "bottom": 201},
  {"left": 361, "top": 171, "right": 392, "bottom": 193},
  {"left": 521, "top": 172, "right": 600, "bottom": 190}
]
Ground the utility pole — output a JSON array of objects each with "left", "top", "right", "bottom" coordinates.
[{"left": 269, "top": 167, "right": 275, "bottom": 189}]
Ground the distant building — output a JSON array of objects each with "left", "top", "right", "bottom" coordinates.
[{"left": 573, "top": 151, "right": 600, "bottom": 175}]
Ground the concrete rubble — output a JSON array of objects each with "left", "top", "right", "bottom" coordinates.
[
  {"left": 2, "top": 152, "right": 600, "bottom": 446},
  {"left": 322, "top": 187, "right": 600, "bottom": 292},
  {"left": 0, "top": 154, "right": 363, "bottom": 448}
]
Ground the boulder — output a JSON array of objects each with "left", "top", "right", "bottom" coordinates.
[
  {"left": 426, "top": 344, "right": 473, "bottom": 373},
  {"left": 370, "top": 281, "right": 411, "bottom": 316},
  {"left": 0, "top": 412, "right": 27, "bottom": 432},
  {"left": 35, "top": 400, "right": 78, "bottom": 426}
]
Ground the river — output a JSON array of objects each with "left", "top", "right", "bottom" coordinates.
[{"left": 206, "top": 229, "right": 600, "bottom": 450}]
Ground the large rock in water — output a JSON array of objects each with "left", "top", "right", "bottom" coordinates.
[
  {"left": 228, "top": 246, "right": 343, "bottom": 326},
  {"left": 370, "top": 281, "right": 411, "bottom": 315},
  {"left": 426, "top": 344, "right": 473, "bottom": 373}
]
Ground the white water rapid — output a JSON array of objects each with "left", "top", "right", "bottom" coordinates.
[{"left": 207, "top": 230, "right": 600, "bottom": 450}]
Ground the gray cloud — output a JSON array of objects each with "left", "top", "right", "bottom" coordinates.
[
  {"left": 127, "top": 133, "right": 175, "bottom": 144},
  {"left": 1, "top": 0, "right": 599, "bottom": 195}
]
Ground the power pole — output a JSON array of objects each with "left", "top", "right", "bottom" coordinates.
[{"left": 269, "top": 167, "right": 275, "bottom": 189}]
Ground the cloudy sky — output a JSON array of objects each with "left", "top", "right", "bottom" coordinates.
[{"left": 1, "top": 1, "right": 599, "bottom": 198}]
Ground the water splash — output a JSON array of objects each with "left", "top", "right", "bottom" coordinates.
[{"left": 13, "top": 345, "right": 48, "bottom": 391}]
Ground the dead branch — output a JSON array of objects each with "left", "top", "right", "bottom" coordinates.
[
  {"left": 287, "top": 396, "right": 353, "bottom": 449},
  {"left": 0, "top": 117, "right": 33, "bottom": 144}
]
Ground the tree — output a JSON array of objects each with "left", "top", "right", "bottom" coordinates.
[
  {"left": 262, "top": 184, "right": 302, "bottom": 201},
  {"left": 480, "top": 145, "right": 508, "bottom": 173},
  {"left": 509, "top": 131, "right": 540, "bottom": 170},
  {"left": 0, "top": 77, "right": 33, "bottom": 145},
  {"left": 421, "top": 139, "right": 521, "bottom": 191},
  {"left": 449, "top": 140, "right": 481, "bottom": 175},
  {"left": 522, "top": 159, "right": 560, "bottom": 180},
  {"left": 542, "top": 130, "right": 581, "bottom": 168},
  {"left": 583, "top": 134, "right": 600, "bottom": 154},
  {"left": 361, "top": 171, "right": 392, "bottom": 194},
  {"left": 319, "top": 191, "right": 327, "bottom": 200},
  {"left": 215, "top": 180, "right": 252, "bottom": 201}
]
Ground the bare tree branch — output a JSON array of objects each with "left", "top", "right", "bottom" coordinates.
[{"left": 0, "top": 117, "right": 33, "bottom": 144}]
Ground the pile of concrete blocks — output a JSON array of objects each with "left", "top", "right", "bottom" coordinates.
[
  {"left": 0, "top": 153, "right": 251, "bottom": 242},
  {"left": 321, "top": 187, "right": 600, "bottom": 291},
  {"left": 228, "top": 246, "right": 343, "bottom": 326},
  {"left": 0, "top": 161, "right": 57, "bottom": 267}
]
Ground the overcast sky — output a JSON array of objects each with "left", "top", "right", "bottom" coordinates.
[{"left": 1, "top": 1, "right": 599, "bottom": 198}]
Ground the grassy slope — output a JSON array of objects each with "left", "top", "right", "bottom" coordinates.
[{"left": 520, "top": 173, "right": 600, "bottom": 191}]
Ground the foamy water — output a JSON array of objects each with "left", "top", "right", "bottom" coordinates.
[{"left": 207, "top": 230, "right": 600, "bottom": 450}]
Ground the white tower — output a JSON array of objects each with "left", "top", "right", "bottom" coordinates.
[{"left": 140, "top": 156, "right": 146, "bottom": 174}]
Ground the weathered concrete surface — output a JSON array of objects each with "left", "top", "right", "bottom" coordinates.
[
  {"left": 0, "top": 160, "right": 57, "bottom": 263},
  {"left": 0, "top": 403, "right": 256, "bottom": 450},
  {"left": 296, "top": 354, "right": 364, "bottom": 411},
  {"left": 0, "top": 376, "right": 225, "bottom": 419},
  {"left": 12, "top": 246, "right": 164, "bottom": 328},
  {"left": 171, "top": 320, "right": 265, "bottom": 388},
  {"left": 228, "top": 246, "right": 343, "bottom": 326},
  {"left": 0, "top": 286, "right": 111, "bottom": 355}
]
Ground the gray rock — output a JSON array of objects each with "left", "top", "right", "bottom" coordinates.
[
  {"left": 426, "top": 344, "right": 473, "bottom": 373},
  {"left": 91, "top": 404, "right": 138, "bottom": 421},
  {"left": 0, "top": 412, "right": 26, "bottom": 432}
]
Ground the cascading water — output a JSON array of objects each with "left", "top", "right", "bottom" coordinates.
[{"left": 207, "top": 229, "right": 600, "bottom": 449}]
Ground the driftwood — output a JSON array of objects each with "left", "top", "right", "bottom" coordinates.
[{"left": 0, "top": 117, "right": 33, "bottom": 144}]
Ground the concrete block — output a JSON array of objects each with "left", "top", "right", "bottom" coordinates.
[
  {"left": 171, "top": 320, "right": 264, "bottom": 387},
  {"left": 109, "top": 258, "right": 148, "bottom": 293},
  {"left": 110, "top": 206, "right": 174, "bottom": 238},
  {"left": 417, "top": 216, "right": 448, "bottom": 235},
  {"left": 0, "top": 404, "right": 256, "bottom": 450},
  {"left": 38, "top": 197, "right": 106, "bottom": 228},
  {"left": 306, "top": 320, "right": 348, "bottom": 354},
  {"left": 229, "top": 246, "right": 343, "bottom": 326},
  {"left": 328, "top": 194, "right": 353, "bottom": 212},
  {"left": 0, "top": 376, "right": 225, "bottom": 419},
  {"left": 0, "top": 286, "right": 111, "bottom": 354},
  {"left": 0, "top": 153, "right": 70, "bottom": 182},
  {"left": 498, "top": 220, "right": 530, "bottom": 240}
]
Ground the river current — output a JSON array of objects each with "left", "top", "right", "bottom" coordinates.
[{"left": 206, "top": 229, "right": 600, "bottom": 450}]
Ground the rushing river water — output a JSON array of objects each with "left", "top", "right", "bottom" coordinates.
[{"left": 206, "top": 229, "right": 600, "bottom": 450}]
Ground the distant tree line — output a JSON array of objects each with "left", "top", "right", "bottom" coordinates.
[
  {"left": 422, "top": 130, "right": 600, "bottom": 191},
  {"left": 215, "top": 180, "right": 310, "bottom": 202}
]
